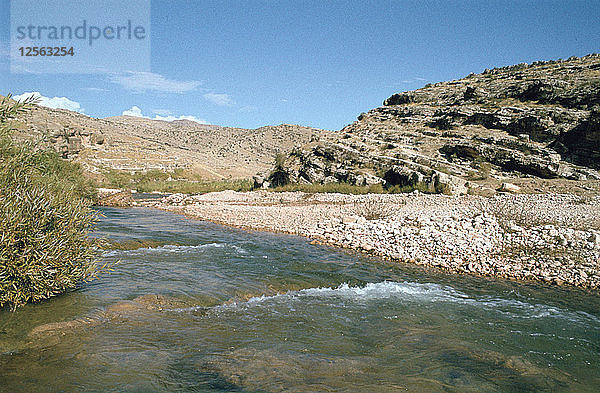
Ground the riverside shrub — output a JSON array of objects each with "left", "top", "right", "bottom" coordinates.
[{"left": 0, "top": 95, "right": 100, "bottom": 310}]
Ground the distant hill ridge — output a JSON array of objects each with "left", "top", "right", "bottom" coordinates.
[{"left": 9, "top": 102, "right": 325, "bottom": 180}]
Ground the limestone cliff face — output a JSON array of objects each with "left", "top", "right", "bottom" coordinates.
[
  {"left": 267, "top": 54, "right": 600, "bottom": 194},
  {"left": 552, "top": 108, "right": 600, "bottom": 169}
]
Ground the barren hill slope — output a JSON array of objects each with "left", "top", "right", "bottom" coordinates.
[
  {"left": 272, "top": 54, "right": 600, "bottom": 194},
  {"left": 10, "top": 103, "right": 325, "bottom": 179}
]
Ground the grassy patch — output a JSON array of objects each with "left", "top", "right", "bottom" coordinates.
[
  {"left": 98, "top": 168, "right": 253, "bottom": 194},
  {"left": 134, "top": 179, "right": 253, "bottom": 194},
  {"left": 272, "top": 181, "right": 447, "bottom": 195},
  {"left": 271, "top": 182, "right": 386, "bottom": 194},
  {"left": 386, "top": 181, "right": 452, "bottom": 194}
]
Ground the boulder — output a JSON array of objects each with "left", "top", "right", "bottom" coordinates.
[
  {"left": 91, "top": 132, "right": 105, "bottom": 145},
  {"left": 252, "top": 174, "right": 265, "bottom": 189},
  {"left": 498, "top": 183, "right": 521, "bottom": 193},
  {"left": 514, "top": 79, "right": 568, "bottom": 103},
  {"left": 463, "top": 86, "right": 478, "bottom": 100},
  {"left": 54, "top": 141, "right": 69, "bottom": 158},
  {"left": 364, "top": 173, "right": 385, "bottom": 186},
  {"left": 431, "top": 171, "right": 468, "bottom": 195},
  {"left": 383, "top": 166, "right": 424, "bottom": 187},
  {"left": 303, "top": 167, "right": 325, "bottom": 184},
  {"left": 506, "top": 114, "right": 557, "bottom": 142},
  {"left": 67, "top": 136, "right": 83, "bottom": 154},
  {"left": 323, "top": 176, "right": 338, "bottom": 184}
]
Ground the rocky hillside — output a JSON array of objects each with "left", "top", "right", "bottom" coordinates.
[
  {"left": 9, "top": 103, "right": 324, "bottom": 179},
  {"left": 269, "top": 54, "right": 600, "bottom": 194}
]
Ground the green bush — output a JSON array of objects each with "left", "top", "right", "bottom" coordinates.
[
  {"left": 386, "top": 183, "right": 430, "bottom": 194},
  {"left": 268, "top": 152, "right": 289, "bottom": 187},
  {"left": 272, "top": 180, "right": 452, "bottom": 195},
  {"left": 272, "top": 182, "right": 385, "bottom": 194},
  {"left": 31, "top": 149, "right": 98, "bottom": 203},
  {"left": 0, "top": 94, "right": 101, "bottom": 310}
]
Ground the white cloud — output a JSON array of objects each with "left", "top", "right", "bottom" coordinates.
[
  {"left": 13, "top": 91, "right": 84, "bottom": 113},
  {"left": 110, "top": 72, "right": 201, "bottom": 93},
  {"left": 122, "top": 105, "right": 144, "bottom": 117},
  {"left": 203, "top": 93, "right": 234, "bottom": 106},
  {"left": 154, "top": 114, "right": 207, "bottom": 124},
  {"left": 121, "top": 106, "right": 207, "bottom": 124}
]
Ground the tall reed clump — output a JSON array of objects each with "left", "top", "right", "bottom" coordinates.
[{"left": 0, "top": 94, "right": 102, "bottom": 310}]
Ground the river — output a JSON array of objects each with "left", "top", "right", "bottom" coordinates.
[{"left": 1, "top": 207, "right": 599, "bottom": 392}]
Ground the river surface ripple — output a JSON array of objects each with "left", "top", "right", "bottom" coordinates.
[{"left": 1, "top": 207, "right": 599, "bottom": 392}]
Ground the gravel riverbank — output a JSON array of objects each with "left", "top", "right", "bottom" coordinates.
[{"left": 149, "top": 190, "right": 600, "bottom": 290}]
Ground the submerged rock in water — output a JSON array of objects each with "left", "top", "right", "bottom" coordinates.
[
  {"left": 27, "top": 294, "right": 192, "bottom": 342},
  {"left": 198, "top": 344, "right": 572, "bottom": 392},
  {"left": 199, "top": 348, "right": 373, "bottom": 392},
  {"left": 125, "top": 294, "right": 190, "bottom": 312},
  {"left": 27, "top": 316, "right": 103, "bottom": 339}
]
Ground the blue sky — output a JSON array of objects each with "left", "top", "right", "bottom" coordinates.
[{"left": 1, "top": 0, "right": 599, "bottom": 130}]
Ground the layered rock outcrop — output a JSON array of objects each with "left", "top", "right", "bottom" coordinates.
[
  {"left": 264, "top": 54, "right": 600, "bottom": 194},
  {"left": 43, "top": 123, "right": 105, "bottom": 158}
]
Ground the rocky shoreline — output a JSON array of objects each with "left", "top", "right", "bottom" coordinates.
[{"left": 148, "top": 190, "right": 600, "bottom": 290}]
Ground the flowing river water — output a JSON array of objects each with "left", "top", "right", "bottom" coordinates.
[{"left": 1, "top": 207, "right": 599, "bottom": 392}]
